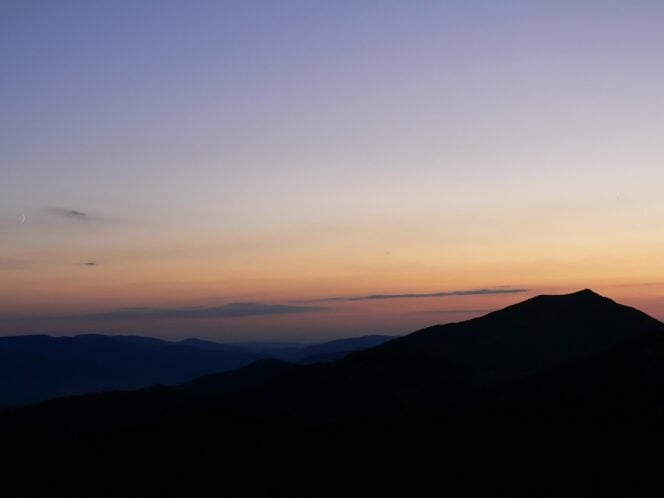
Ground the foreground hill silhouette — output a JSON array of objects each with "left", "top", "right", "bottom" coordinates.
[{"left": 3, "top": 289, "right": 664, "bottom": 496}]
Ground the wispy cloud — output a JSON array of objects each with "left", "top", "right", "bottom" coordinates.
[
  {"left": 316, "top": 288, "right": 528, "bottom": 302},
  {"left": 46, "top": 207, "right": 107, "bottom": 223},
  {"left": 76, "top": 302, "right": 325, "bottom": 320}
]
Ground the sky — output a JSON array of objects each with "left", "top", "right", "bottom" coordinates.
[{"left": 1, "top": 1, "right": 664, "bottom": 341}]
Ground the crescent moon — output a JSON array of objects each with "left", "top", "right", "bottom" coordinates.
[{"left": 20, "top": 214, "right": 26, "bottom": 224}]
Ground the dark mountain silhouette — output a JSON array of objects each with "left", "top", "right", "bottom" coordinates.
[
  {"left": 3, "top": 289, "right": 664, "bottom": 496},
  {"left": 183, "top": 288, "right": 664, "bottom": 417}
]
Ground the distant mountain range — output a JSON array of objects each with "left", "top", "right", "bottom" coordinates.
[
  {"left": 177, "top": 334, "right": 393, "bottom": 363},
  {"left": 0, "top": 333, "right": 394, "bottom": 408},
  {"left": 3, "top": 289, "right": 664, "bottom": 496}
]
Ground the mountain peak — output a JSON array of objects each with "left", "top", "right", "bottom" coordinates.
[
  {"left": 571, "top": 288, "right": 602, "bottom": 297},
  {"left": 540, "top": 288, "right": 605, "bottom": 299},
  {"left": 525, "top": 288, "right": 610, "bottom": 305},
  {"left": 553, "top": 288, "right": 609, "bottom": 302}
]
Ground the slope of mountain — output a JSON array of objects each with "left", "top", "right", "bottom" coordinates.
[
  {"left": 365, "top": 288, "right": 663, "bottom": 383},
  {"left": 294, "top": 335, "right": 394, "bottom": 363},
  {"left": 178, "top": 334, "right": 395, "bottom": 363}
]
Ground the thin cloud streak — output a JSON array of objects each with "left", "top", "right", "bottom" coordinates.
[
  {"left": 316, "top": 288, "right": 528, "bottom": 302},
  {"left": 77, "top": 302, "right": 325, "bottom": 320},
  {"left": 45, "top": 207, "right": 108, "bottom": 223},
  {"left": 0, "top": 302, "right": 325, "bottom": 324},
  {"left": 420, "top": 309, "right": 495, "bottom": 314}
]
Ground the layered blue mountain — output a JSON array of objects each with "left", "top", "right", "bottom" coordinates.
[
  {"left": 0, "top": 334, "right": 259, "bottom": 408},
  {"left": 0, "top": 333, "right": 394, "bottom": 408}
]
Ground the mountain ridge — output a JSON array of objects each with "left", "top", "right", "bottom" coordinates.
[{"left": 4, "top": 289, "right": 662, "bottom": 424}]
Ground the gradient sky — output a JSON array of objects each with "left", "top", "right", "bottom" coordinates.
[{"left": 2, "top": 1, "right": 664, "bottom": 341}]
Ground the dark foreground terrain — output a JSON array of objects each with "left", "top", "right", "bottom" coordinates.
[{"left": 3, "top": 290, "right": 664, "bottom": 496}]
